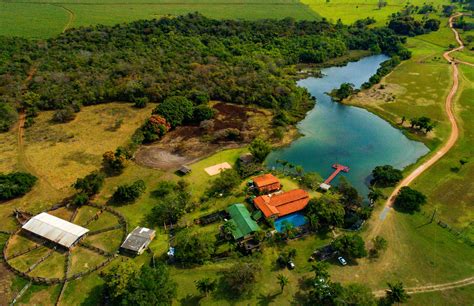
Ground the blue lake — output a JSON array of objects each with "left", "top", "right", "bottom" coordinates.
[{"left": 267, "top": 55, "right": 429, "bottom": 196}]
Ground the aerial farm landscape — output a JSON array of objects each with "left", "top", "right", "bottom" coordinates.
[{"left": 0, "top": 0, "right": 473, "bottom": 305}]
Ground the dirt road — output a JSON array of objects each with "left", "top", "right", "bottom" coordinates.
[
  {"left": 373, "top": 276, "right": 474, "bottom": 297},
  {"left": 372, "top": 13, "right": 464, "bottom": 235}
]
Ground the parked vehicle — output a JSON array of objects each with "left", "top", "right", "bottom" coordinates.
[
  {"left": 337, "top": 256, "right": 347, "bottom": 266},
  {"left": 288, "top": 261, "right": 295, "bottom": 270}
]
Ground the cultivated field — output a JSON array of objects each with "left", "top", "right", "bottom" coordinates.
[{"left": 0, "top": 0, "right": 319, "bottom": 39}]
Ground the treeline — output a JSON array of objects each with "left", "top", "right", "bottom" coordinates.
[
  {"left": 0, "top": 13, "right": 412, "bottom": 131},
  {"left": 361, "top": 56, "right": 401, "bottom": 89}
]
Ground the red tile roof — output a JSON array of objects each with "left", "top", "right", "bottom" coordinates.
[
  {"left": 253, "top": 189, "right": 310, "bottom": 218},
  {"left": 253, "top": 174, "right": 280, "bottom": 191}
]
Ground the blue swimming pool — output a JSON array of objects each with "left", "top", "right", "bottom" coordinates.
[{"left": 274, "top": 213, "right": 308, "bottom": 232}]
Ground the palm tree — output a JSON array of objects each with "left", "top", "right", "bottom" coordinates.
[
  {"left": 385, "top": 281, "right": 410, "bottom": 305},
  {"left": 195, "top": 278, "right": 217, "bottom": 297},
  {"left": 277, "top": 274, "right": 289, "bottom": 292}
]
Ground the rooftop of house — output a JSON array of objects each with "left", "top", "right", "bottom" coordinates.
[
  {"left": 253, "top": 189, "right": 310, "bottom": 218},
  {"left": 227, "top": 203, "right": 260, "bottom": 240},
  {"left": 253, "top": 173, "right": 280, "bottom": 188},
  {"left": 121, "top": 227, "right": 156, "bottom": 252}
]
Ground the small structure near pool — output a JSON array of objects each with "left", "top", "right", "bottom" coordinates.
[
  {"left": 120, "top": 226, "right": 156, "bottom": 255},
  {"left": 252, "top": 173, "right": 281, "bottom": 193},
  {"left": 253, "top": 189, "right": 310, "bottom": 219},
  {"left": 22, "top": 212, "right": 89, "bottom": 249},
  {"left": 226, "top": 204, "right": 260, "bottom": 240}
]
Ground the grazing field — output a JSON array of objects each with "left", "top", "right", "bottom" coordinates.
[
  {"left": 302, "top": 0, "right": 449, "bottom": 25},
  {"left": 0, "top": 0, "right": 319, "bottom": 39},
  {"left": 346, "top": 21, "right": 454, "bottom": 149}
]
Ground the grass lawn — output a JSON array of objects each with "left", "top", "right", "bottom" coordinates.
[
  {"left": 83, "top": 229, "right": 124, "bottom": 253},
  {"left": 68, "top": 246, "right": 107, "bottom": 275},
  {"left": 330, "top": 209, "right": 474, "bottom": 291},
  {"left": 59, "top": 272, "right": 104, "bottom": 306},
  {"left": 409, "top": 285, "right": 474, "bottom": 305},
  {"left": 5, "top": 234, "right": 39, "bottom": 257},
  {"left": 8, "top": 246, "right": 51, "bottom": 272},
  {"left": 29, "top": 250, "right": 67, "bottom": 279},
  {"left": 74, "top": 206, "right": 101, "bottom": 227},
  {"left": 85, "top": 211, "right": 121, "bottom": 232},
  {"left": 17, "top": 283, "right": 61, "bottom": 306},
  {"left": 409, "top": 63, "right": 474, "bottom": 235}
]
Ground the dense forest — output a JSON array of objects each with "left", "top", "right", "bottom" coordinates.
[{"left": 0, "top": 13, "right": 411, "bottom": 132}]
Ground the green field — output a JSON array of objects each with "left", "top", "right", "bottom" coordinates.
[{"left": 0, "top": 0, "right": 319, "bottom": 39}]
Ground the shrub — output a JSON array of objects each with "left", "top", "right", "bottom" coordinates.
[
  {"left": 140, "top": 115, "right": 171, "bottom": 143},
  {"left": 0, "top": 172, "right": 37, "bottom": 200},
  {"left": 52, "top": 106, "right": 76, "bottom": 123},
  {"left": 102, "top": 149, "right": 128, "bottom": 175},
  {"left": 0, "top": 103, "right": 18, "bottom": 132},
  {"left": 112, "top": 180, "right": 146, "bottom": 204},
  {"left": 192, "top": 105, "right": 216, "bottom": 123},
  {"left": 133, "top": 97, "right": 148, "bottom": 108},
  {"left": 72, "top": 171, "right": 105, "bottom": 196}
]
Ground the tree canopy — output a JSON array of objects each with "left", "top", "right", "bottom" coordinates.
[
  {"left": 0, "top": 13, "right": 412, "bottom": 132},
  {"left": 394, "top": 186, "right": 427, "bottom": 213},
  {"left": 371, "top": 165, "right": 403, "bottom": 187},
  {"left": 331, "top": 234, "right": 368, "bottom": 259},
  {"left": 103, "top": 261, "right": 177, "bottom": 305},
  {"left": 0, "top": 172, "right": 37, "bottom": 200}
]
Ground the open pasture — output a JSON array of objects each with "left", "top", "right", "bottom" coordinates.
[{"left": 0, "top": 0, "right": 319, "bottom": 39}]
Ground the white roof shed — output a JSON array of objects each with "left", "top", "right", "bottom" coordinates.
[{"left": 22, "top": 212, "right": 89, "bottom": 248}]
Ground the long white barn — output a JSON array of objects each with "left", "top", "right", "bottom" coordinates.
[{"left": 22, "top": 212, "right": 89, "bottom": 248}]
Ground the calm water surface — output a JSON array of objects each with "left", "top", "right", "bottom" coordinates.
[{"left": 267, "top": 55, "right": 429, "bottom": 196}]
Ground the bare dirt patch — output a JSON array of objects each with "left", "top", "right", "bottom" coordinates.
[{"left": 134, "top": 102, "right": 275, "bottom": 170}]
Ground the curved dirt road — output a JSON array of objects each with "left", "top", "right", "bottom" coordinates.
[
  {"left": 372, "top": 13, "right": 464, "bottom": 234},
  {"left": 373, "top": 276, "right": 474, "bottom": 297}
]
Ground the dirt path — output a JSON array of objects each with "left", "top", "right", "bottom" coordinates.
[
  {"left": 371, "top": 13, "right": 464, "bottom": 236},
  {"left": 51, "top": 4, "right": 75, "bottom": 33},
  {"left": 373, "top": 276, "right": 474, "bottom": 297}
]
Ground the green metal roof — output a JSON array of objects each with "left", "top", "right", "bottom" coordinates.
[{"left": 227, "top": 204, "right": 260, "bottom": 240}]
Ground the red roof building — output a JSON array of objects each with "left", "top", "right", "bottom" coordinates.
[
  {"left": 253, "top": 174, "right": 281, "bottom": 193},
  {"left": 253, "top": 189, "right": 310, "bottom": 218}
]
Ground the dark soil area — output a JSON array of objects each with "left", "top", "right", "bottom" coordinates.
[{"left": 134, "top": 102, "right": 272, "bottom": 170}]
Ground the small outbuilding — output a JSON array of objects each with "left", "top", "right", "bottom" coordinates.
[
  {"left": 22, "top": 212, "right": 89, "bottom": 249},
  {"left": 120, "top": 227, "right": 156, "bottom": 255},
  {"left": 252, "top": 173, "right": 281, "bottom": 193},
  {"left": 177, "top": 165, "right": 191, "bottom": 175},
  {"left": 226, "top": 204, "right": 260, "bottom": 240},
  {"left": 319, "top": 183, "right": 331, "bottom": 191}
]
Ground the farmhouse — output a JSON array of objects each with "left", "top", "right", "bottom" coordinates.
[
  {"left": 252, "top": 173, "right": 281, "bottom": 193},
  {"left": 253, "top": 189, "right": 310, "bottom": 219},
  {"left": 120, "top": 227, "right": 156, "bottom": 255},
  {"left": 226, "top": 204, "right": 260, "bottom": 240},
  {"left": 22, "top": 212, "right": 89, "bottom": 249}
]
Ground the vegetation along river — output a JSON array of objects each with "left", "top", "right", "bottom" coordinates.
[{"left": 267, "top": 55, "right": 429, "bottom": 196}]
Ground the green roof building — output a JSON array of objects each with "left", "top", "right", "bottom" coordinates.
[{"left": 226, "top": 204, "right": 261, "bottom": 240}]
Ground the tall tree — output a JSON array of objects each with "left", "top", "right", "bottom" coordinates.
[
  {"left": 277, "top": 274, "right": 289, "bottom": 292},
  {"left": 195, "top": 278, "right": 217, "bottom": 297},
  {"left": 249, "top": 138, "right": 272, "bottom": 163},
  {"left": 385, "top": 281, "right": 410, "bottom": 305}
]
